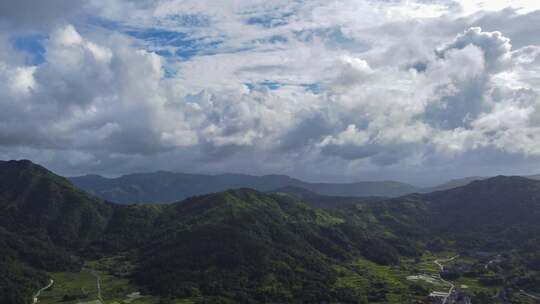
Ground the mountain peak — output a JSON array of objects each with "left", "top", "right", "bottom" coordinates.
[
  {"left": 0, "top": 159, "right": 112, "bottom": 250},
  {"left": 1, "top": 159, "right": 38, "bottom": 170},
  {"left": 0, "top": 159, "right": 65, "bottom": 184}
]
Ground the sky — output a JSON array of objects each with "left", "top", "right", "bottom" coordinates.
[{"left": 2, "top": 0, "right": 540, "bottom": 185}]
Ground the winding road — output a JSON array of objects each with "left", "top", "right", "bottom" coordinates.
[
  {"left": 520, "top": 289, "right": 540, "bottom": 301},
  {"left": 433, "top": 255, "right": 459, "bottom": 304},
  {"left": 484, "top": 254, "right": 501, "bottom": 271},
  {"left": 434, "top": 255, "right": 458, "bottom": 272},
  {"left": 33, "top": 279, "right": 54, "bottom": 304}
]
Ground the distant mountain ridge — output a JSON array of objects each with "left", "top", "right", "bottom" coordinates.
[
  {"left": 73, "top": 170, "right": 533, "bottom": 205},
  {"left": 69, "top": 171, "right": 419, "bottom": 204},
  {"left": 420, "top": 176, "right": 486, "bottom": 193}
]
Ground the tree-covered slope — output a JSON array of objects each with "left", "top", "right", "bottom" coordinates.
[
  {"left": 422, "top": 176, "right": 540, "bottom": 251},
  {"left": 341, "top": 176, "right": 540, "bottom": 253},
  {"left": 270, "top": 186, "right": 384, "bottom": 209},
  {"left": 0, "top": 160, "right": 114, "bottom": 249},
  {"left": 0, "top": 159, "right": 421, "bottom": 303},
  {"left": 4, "top": 160, "right": 540, "bottom": 303},
  {"left": 0, "top": 160, "right": 116, "bottom": 303},
  {"left": 131, "top": 189, "right": 422, "bottom": 303},
  {"left": 0, "top": 227, "right": 52, "bottom": 304},
  {"left": 0, "top": 161, "right": 172, "bottom": 303}
]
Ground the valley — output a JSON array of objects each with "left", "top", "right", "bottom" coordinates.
[
  {"left": 37, "top": 258, "right": 163, "bottom": 304},
  {"left": 33, "top": 252, "right": 540, "bottom": 304},
  {"left": 1, "top": 160, "right": 540, "bottom": 304},
  {"left": 4, "top": 1, "right": 540, "bottom": 303}
]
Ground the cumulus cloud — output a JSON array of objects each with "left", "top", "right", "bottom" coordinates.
[
  {"left": 0, "top": 25, "right": 190, "bottom": 153},
  {"left": 2, "top": 0, "right": 540, "bottom": 184},
  {"left": 437, "top": 27, "right": 512, "bottom": 72},
  {"left": 328, "top": 56, "right": 373, "bottom": 89}
]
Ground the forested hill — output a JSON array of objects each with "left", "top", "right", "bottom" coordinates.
[
  {"left": 0, "top": 160, "right": 420, "bottom": 303},
  {"left": 0, "top": 160, "right": 115, "bottom": 248},
  {"left": 0, "top": 160, "right": 113, "bottom": 303},
  {"left": 421, "top": 176, "right": 540, "bottom": 251},
  {"left": 3, "top": 160, "right": 540, "bottom": 303},
  {"left": 0, "top": 160, "right": 162, "bottom": 303}
]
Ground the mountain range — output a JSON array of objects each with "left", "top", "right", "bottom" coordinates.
[
  {"left": 69, "top": 172, "right": 418, "bottom": 204},
  {"left": 2, "top": 160, "right": 540, "bottom": 303},
  {"left": 69, "top": 171, "right": 503, "bottom": 204}
]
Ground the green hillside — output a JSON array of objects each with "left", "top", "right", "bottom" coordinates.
[{"left": 2, "top": 161, "right": 540, "bottom": 303}]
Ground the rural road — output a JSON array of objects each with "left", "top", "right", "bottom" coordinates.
[
  {"left": 434, "top": 255, "right": 458, "bottom": 272},
  {"left": 484, "top": 259, "right": 494, "bottom": 270},
  {"left": 434, "top": 255, "right": 459, "bottom": 304},
  {"left": 89, "top": 270, "right": 104, "bottom": 304},
  {"left": 33, "top": 279, "right": 54, "bottom": 304},
  {"left": 440, "top": 277, "right": 455, "bottom": 304},
  {"left": 520, "top": 289, "right": 540, "bottom": 300},
  {"left": 484, "top": 254, "right": 500, "bottom": 270}
]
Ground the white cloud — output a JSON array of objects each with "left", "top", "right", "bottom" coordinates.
[
  {"left": 438, "top": 27, "right": 512, "bottom": 72},
  {"left": 328, "top": 56, "right": 373, "bottom": 90},
  {"left": 457, "top": 0, "right": 540, "bottom": 14},
  {"left": 2, "top": 0, "right": 540, "bottom": 183}
]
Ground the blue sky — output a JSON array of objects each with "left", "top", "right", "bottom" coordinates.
[{"left": 2, "top": 0, "right": 540, "bottom": 185}]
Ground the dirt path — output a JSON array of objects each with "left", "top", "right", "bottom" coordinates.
[
  {"left": 89, "top": 270, "right": 104, "bottom": 304},
  {"left": 429, "top": 255, "right": 459, "bottom": 304},
  {"left": 33, "top": 279, "right": 54, "bottom": 304},
  {"left": 520, "top": 289, "right": 540, "bottom": 300},
  {"left": 434, "top": 255, "right": 458, "bottom": 272}
]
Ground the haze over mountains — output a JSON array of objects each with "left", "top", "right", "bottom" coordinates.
[
  {"left": 69, "top": 171, "right": 540, "bottom": 204},
  {"left": 2, "top": 159, "right": 540, "bottom": 303},
  {"left": 69, "top": 172, "right": 419, "bottom": 204}
]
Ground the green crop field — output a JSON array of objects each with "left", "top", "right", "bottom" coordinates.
[
  {"left": 36, "top": 259, "right": 190, "bottom": 304},
  {"left": 39, "top": 270, "right": 97, "bottom": 303}
]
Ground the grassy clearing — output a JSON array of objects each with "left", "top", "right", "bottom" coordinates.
[
  {"left": 333, "top": 257, "right": 433, "bottom": 303},
  {"left": 333, "top": 252, "right": 475, "bottom": 303},
  {"left": 455, "top": 276, "right": 499, "bottom": 295},
  {"left": 406, "top": 274, "right": 448, "bottom": 287},
  {"left": 35, "top": 258, "right": 212, "bottom": 304},
  {"left": 37, "top": 258, "right": 168, "bottom": 304},
  {"left": 37, "top": 252, "right": 513, "bottom": 304},
  {"left": 39, "top": 270, "right": 97, "bottom": 303},
  {"left": 35, "top": 257, "right": 204, "bottom": 304}
]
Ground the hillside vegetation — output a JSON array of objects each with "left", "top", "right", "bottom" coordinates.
[{"left": 2, "top": 161, "right": 540, "bottom": 303}]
